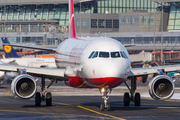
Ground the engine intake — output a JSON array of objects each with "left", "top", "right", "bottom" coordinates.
[
  {"left": 11, "top": 74, "right": 36, "bottom": 99},
  {"left": 148, "top": 75, "right": 175, "bottom": 100}
]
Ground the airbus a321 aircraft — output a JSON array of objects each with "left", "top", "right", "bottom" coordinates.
[{"left": 0, "top": 0, "right": 179, "bottom": 111}]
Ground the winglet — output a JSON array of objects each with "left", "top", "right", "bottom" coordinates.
[
  {"left": 1, "top": 37, "right": 20, "bottom": 58},
  {"left": 69, "top": 0, "right": 76, "bottom": 38}
]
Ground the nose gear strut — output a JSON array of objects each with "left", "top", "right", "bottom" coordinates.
[{"left": 100, "top": 87, "right": 111, "bottom": 111}]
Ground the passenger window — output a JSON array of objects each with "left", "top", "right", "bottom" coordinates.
[
  {"left": 88, "top": 51, "right": 95, "bottom": 59},
  {"left": 99, "top": 52, "right": 109, "bottom": 58},
  {"left": 120, "top": 51, "right": 128, "bottom": 59},
  {"left": 92, "top": 51, "right": 98, "bottom": 58},
  {"left": 111, "top": 52, "right": 120, "bottom": 58}
]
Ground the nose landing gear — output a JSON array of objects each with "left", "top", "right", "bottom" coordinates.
[{"left": 100, "top": 87, "right": 111, "bottom": 111}]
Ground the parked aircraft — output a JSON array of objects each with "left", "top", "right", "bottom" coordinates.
[
  {"left": 0, "top": 0, "right": 178, "bottom": 111},
  {"left": 1, "top": 38, "right": 56, "bottom": 68}
]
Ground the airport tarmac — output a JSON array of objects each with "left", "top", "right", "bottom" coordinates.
[{"left": 1, "top": 81, "right": 180, "bottom": 120}]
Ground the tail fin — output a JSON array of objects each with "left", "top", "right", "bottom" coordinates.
[
  {"left": 69, "top": 0, "right": 76, "bottom": 38},
  {"left": 1, "top": 37, "right": 20, "bottom": 58}
]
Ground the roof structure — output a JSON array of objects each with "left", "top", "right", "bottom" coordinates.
[
  {"left": 0, "top": 0, "right": 93, "bottom": 5},
  {"left": 152, "top": 0, "right": 180, "bottom": 2}
]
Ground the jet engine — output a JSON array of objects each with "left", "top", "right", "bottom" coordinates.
[
  {"left": 11, "top": 74, "right": 36, "bottom": 99},
  {"left": 148, "top": 75, "right": 175, "bottom": 100}
]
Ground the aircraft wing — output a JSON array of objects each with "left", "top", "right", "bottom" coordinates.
[
  {"left": 129, "top": 64, "right": 180, "bottom": 77},
  {"left": 0, "top": 64, "right": 65, "bottom": 79},
  {"left": 2, "top": 43, "right": 56, "bottom": 52}
]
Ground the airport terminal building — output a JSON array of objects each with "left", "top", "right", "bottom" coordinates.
[{"left": 0, "top": 0, "right": 179, "bottom": 46}]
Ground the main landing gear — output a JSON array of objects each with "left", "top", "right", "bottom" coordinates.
[
  {"left": 35, "top": 76, "right": 55, "bottom": 107},
  {"left": 100, "top": 87, "right": 111, "bottom": 111},
  {"left": 123, "top": 76, "right": 141, "bottom": 107}
]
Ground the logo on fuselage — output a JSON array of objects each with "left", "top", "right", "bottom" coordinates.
[{"left": 4, "top": 45, "right": 12, "bottom": 53}]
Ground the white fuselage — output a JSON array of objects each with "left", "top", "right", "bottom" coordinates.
[
  {"left": 55, "top": 37, "right": 131, "bottom": 88},
  {"left": 1, "top": 58, "right": 56, "bottom": 67}
]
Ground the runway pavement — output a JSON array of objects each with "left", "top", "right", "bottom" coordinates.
[{"left": 1, "top": 81, "right": 180, "bottom": 120}]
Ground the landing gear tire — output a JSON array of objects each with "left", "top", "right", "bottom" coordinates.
[
  {"left": 134, "top": 93, "right": 140, "bottom": 106},
  {"left": 123, "top": 92, "right": 130, "bottom": 106},
  {"left": 100, "top": 102, "right": 105, "bottom": 111},
  {"left": 46, "top": 92, "right": 52, "bottom": 106},
  {"left": 107, "top": 102, "right": 111, "bottom": 111},
  {"left": 35, "top": 92, "right": 41, "bottom": 107}
]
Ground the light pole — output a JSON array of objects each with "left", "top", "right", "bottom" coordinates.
[
  {"left": 153, "top": 1, "right": 156, "bottom": 52},
  {"left": 3, "top": 1, "right": 6, "bottom": 39},
  {"left": 161, "top": 3, "right": 163, "bottom": 65},
  {"left": 80, "top": 1, "right": 81, "bottom": 37}
]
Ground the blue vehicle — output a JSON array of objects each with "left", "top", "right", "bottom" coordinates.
[{"left": 167, "top": 71, "right": 180, "bottom": 78}]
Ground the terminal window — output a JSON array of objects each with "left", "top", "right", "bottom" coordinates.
[
  {"left": 149, "top": 16, "right": 154, "bottom": 25},
  {"left": 106, "top": 19, "right": 112, "bottom": 28},
  {"left": 133, "top": 16, "right": 139, "bottom": 25},
  {"left": 141, "top": 16, "right": 147, "bottom": 25},
  {"left": 113, "top": 20, "right": 119, "bottom": 28},
  {"left": 98, "top": 19, "right": 105, "bottom": 28},
  {"left": 126, "top": 16, "right": 132, "bottom": 25},
  {"left": 82, "top": 19, "right": 89, "bottom": 28},
  {"left": 91, "top": 19, "right": 97, "bottom": 28},
  {"left": 75, "top": 19, "right": 80, "bottom": 28},
  {"left": 120, "top": 16, "right": 125, "bottom": 25}
]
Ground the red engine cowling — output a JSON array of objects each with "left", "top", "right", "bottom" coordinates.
[
  {"left": 64, "top": 76, "right": 91, "bottom": 88},
  {"left": 148, "top": 75, "right": 175, "bottom": 100}
]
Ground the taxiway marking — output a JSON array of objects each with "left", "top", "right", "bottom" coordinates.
[
  {"left": 53, "top": 101, "right": 125, "bottom": 120},
  {"left": 77, "top": 105, "right": 126, "bottom": 120}
]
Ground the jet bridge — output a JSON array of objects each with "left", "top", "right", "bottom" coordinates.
[{"left": 129, "top": 51, "right": 151, "bottom": 63}]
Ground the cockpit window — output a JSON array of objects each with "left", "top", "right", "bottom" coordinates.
[
  {"left": 92, "top": 51, "right": 98, "bottom": 58},
  {"left": 111, "top": 52, "right": 120, "bottom": 58},
  {"left": 120, "top": 51, "right": 128, "bottom": 59},
  {"left": 99, "top": 52, "right": 109, "bottom": 58},
  {"left": 88, "top": 51, "right": 95, "bottom": 59}
]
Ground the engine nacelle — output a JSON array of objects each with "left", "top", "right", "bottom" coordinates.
[
  {"left": 148, "top": 75, "right": 175, "bottom": 100},
  {"left": 11, "top": 74, "right": 36, "bottom": 99}
]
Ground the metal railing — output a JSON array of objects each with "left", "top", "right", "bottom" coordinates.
[{"left": 0, "top": 25, "right": 69, "bottom": 33}]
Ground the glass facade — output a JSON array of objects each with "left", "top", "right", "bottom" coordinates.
[
  {"left": 168, "top": 2, "right": 180, "bottom": 30},
  {"left": 113, "top": 36, "right": 180, "bottom": 45},
  {"left": 0, "top": 2, "right": 94, "bottom": 26},
  {"left": 0, "top": 1, "right": 178, "bottom": 46},
  {"left": 0, "top": 1, "right": 169, "bottom": 27},
  {"left": 97, "top": 0, "right": 165, "bottom": 13}
]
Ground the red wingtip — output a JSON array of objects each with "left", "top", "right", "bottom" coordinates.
[{"left": 69, "top": 0, "right": 76, "bottom": 38}]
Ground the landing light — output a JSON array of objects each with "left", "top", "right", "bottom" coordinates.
[{"left": 101, "top": 88, "right": 105, "bottom": 93}]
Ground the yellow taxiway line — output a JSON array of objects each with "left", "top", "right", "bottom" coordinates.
[
  {"left": 77, "top": 105, "right": 125, "bottom": 120},
  {"left": 54, "top": 101, "right": 125, "bottom": 120},
  {"left": 0, "top": 98, "right": 125, "bottom": 120}
]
